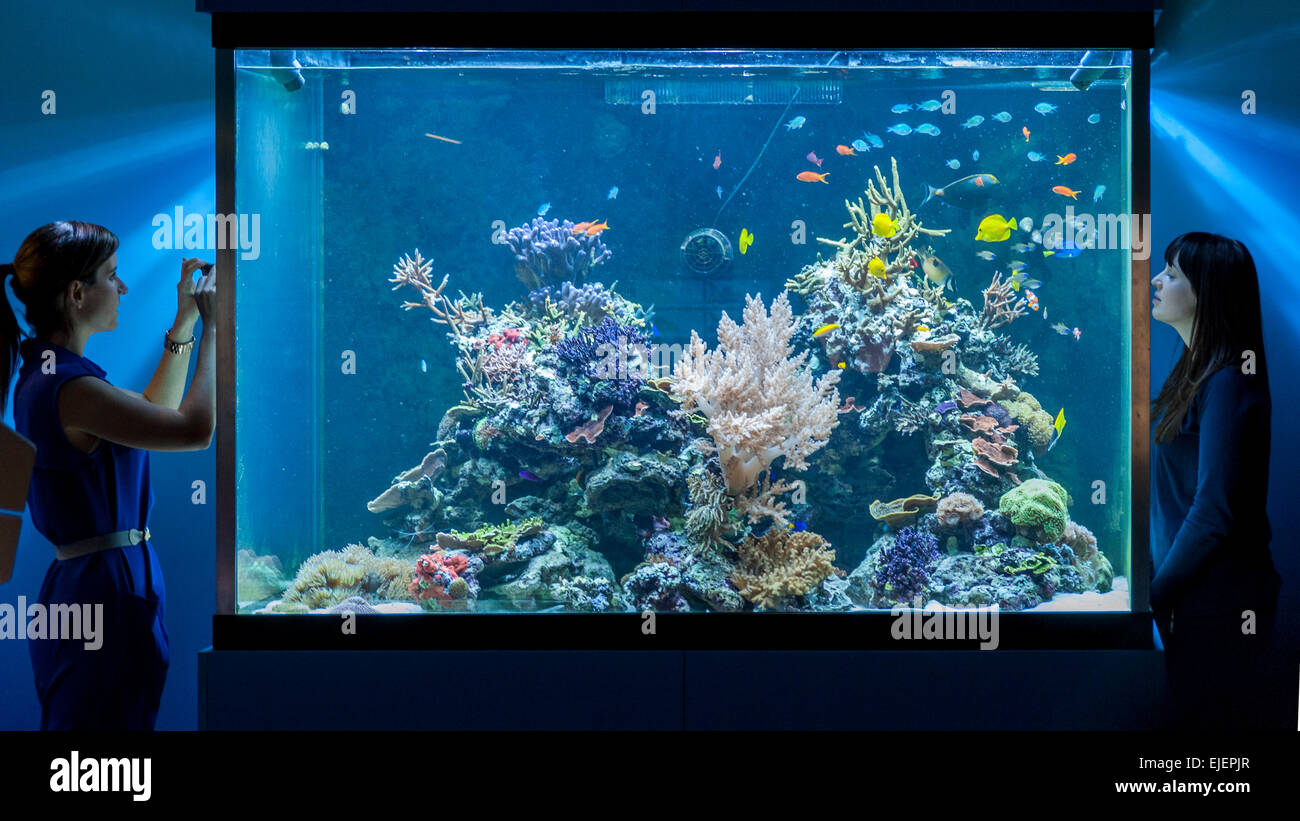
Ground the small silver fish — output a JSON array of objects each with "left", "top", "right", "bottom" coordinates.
[
  {"left": 1027, "top": 152, "right": 1046, "bottom": 162},
  {"left": 915, "top": 99, "right": 942, "bottom": 111},
  {"left": 1034, "top": 102, "right": 1058, "bottom": 115},
  {"left": 972, "top": 149, "right": 980, "bottom": 161},
  {"left": 1093, "top": 184, "right": 1106, "bottom": 203},
  {"left": 961, "top": 115, "right": 984, "bottom": 129},
  {"left": 537, "top": 202, "right": 551, "bottom": 216},
  {"left": 715, "top": 185, "right": 723, "bottom": 200},
  {"left": 946, "top": 159, "right": 961, "bottom": 170},
  {"left": 992, "top": 111, "right": 1012, "bottom": 123},
  {"left": 608, "top": 186, "right": 619, "bottom": 200},
  {"left": 1088, "top": 113, "right": 1101, "bottom": 124},
  {"left": 916, "top": 123, "right": 941, "bottom": 136},
  {"left": 784, "top": 115, "right": 806, "bottom": 130},
  {"left": 891, "top": 103, "right": 913, "bottom": 113},
  {"left": 420, "top": 359, "right": 428, "bottom": 373},
  {"left": 976, "top": 250, "right": 996, "bottom": 260}
]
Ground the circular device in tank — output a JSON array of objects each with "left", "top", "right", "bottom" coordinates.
[{"left": 680, "top": 228, "right": 733, "bottom": 276}]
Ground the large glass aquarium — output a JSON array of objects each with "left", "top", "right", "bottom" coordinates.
[{"left": 226, "top": 48, "right": 1139, "bottom": 621}]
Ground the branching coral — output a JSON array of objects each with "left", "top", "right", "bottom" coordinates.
[
  {"left": 975, "top": 271, "right": 1028, "bottom": 333},
  {"left": 505, "top": 217, "right": 612, "bottom": 290},
  {"left": 389, "top": 249, "right": 493, "bottom": 337},
  {"left": 730, "top": 529, "right": 837, "bottom": 609},
  {"left": 734, "top": 474, "right": 798, "bottom": 528},
  {"left": 672, "top": 291, "right": 841, "bottom": 495}
]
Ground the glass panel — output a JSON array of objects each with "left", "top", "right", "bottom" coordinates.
[{"left": 233, "top": 48, "right": 1133, "bottom": 615}]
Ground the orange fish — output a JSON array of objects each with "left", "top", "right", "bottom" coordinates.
[
  {"left": 797, "top": 171, "right": 830, "bottom": 184},
  {"left": 585, "top": 220, "right": 610, "bottom": 236},
  {"left": 571, "top": 221, "right": 594, "bottom": 235},
  {"left": 1055, "top": 153, "right": 1077, "bottom": 165},
  {"left": 713, "top": 151, "right": 722, "bottom": 170},
  {"left": 1051, "top": 185, "right": 1081, "bottom": 200},
  {"left": 1022, "top": 125, "right": 1031, "bottom": 142},
  {"left": 974, "top": 176, "right": 985, "bottom": 187},
  {"left": 835, "top": 144, "right": 856, "bottom": 156}
]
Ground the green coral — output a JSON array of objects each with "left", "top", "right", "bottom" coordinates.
[
  {"left": 1002, "top": 552, "right": 1058, "bottom": 575},
  {"left": 437, "top": 516, "right": 544, "bottom": 558},
  {"left": 998, "top": 478, "right": 1070, "bottom": 541}
]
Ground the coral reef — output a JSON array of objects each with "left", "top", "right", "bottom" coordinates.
[
  {"left": 673, "top": 291, "right": 841, "bottom": 495},
  {"left": 730, "top": 529, "right": 838, "bottom": 610},
  {"left": 999, "top": 479, "right": 1071, "bottom": 542},
  {"left": 409, "top": 550, "right": 477, "bottom": 610},
  {"left": 279, "top": 544, "right": 415, "bottom": 611},
  {"left": 505, "top": 217, "right": 612, "bottom": 290},
  {"left": 934, "top": 492, "right": 985, "bottom": 530},
  {"left": 436, "top": 517, "right": 545, "bottom": 560}
]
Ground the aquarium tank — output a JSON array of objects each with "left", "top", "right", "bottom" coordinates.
[{"left": 228, "top": 49, "right": 1136, "bottom": 617}]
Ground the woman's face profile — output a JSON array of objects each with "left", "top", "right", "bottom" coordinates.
[
  {"left": 70, "top": 252, "right": 127, "bottom": 333},
  {"left": 1151, "top": 252, "right": 1195, "bottom": 327}
]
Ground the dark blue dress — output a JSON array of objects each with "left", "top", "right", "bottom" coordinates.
[
  {"left": 1150, "top": 365, "right": 1280, "bottom": 729},
  {"left": 12, "top": 339, "right": 168, "bottom": 731}
]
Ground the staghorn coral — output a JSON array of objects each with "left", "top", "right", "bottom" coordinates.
[
  {"left": 975, "top": 271, "right": 1028, "bottom": 333},
  {"left": 672, "top": 291, "right": 841, "bottom": 495},
  {"left": 734, "top": 474, "right": 798, "bottom": 528},
  {"left": 730, "top": 529, "right": 837, "bottom": 610},
  {"left": 389, "top": 250, "right": 493, "bottom": 338}
]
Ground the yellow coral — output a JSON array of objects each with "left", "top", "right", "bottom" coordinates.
[
  {"left": 730, "top": 529, "right": 837, "bottom": 609},
  {"left": 1003, "top": 391, "right": 1054, "bottom": 449},
  {"left": 283, "top": 543, "right": 418, "bottom": 609}
]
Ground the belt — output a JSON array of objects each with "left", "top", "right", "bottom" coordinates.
[{"left": 55, "top": 527, "right": 151, "bottom": 561}]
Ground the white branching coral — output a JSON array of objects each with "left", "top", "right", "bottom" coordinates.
[{"left": 673, "top": 292, "right": 841, "bottom": 496}]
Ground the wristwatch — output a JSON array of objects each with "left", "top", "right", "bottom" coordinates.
[{"left": 164, "top": 328, "right": 196, "bottom": 355}]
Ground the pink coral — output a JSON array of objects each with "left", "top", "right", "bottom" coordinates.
[{"left": 935, "top": 492, "right": 985, "bottom": 529}]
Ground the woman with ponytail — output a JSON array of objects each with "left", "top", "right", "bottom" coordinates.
[
  {"left": 1, "top": 221, "right": 217, "bottom": 730},
  {"left": 1149, "top": 231, "right": 1281, "bottom": 730}
]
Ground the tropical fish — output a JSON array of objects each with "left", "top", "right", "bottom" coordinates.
[
  {"left": 1043, "top": 245, "right": 1082, "bottom": 259},
  {"left": 992, "top": 111, "right": 1012, "bottom": 123},
  {"left": 1008, "top": 260, "right": 1028, "bottom": 273},
  {"left": 922, "top": 254, "right": 956, "bottom": 291},
  {"left": 1047, "top": 407, "right": 1066, "bottom": 451},
  {"left": 518, "top": 470, "right": 542, "bottom": 481},
  {"left": 1022, "top": 125, "right": 1031, "bottom": 142},
  {"left": 420, "top": 358, "right": 428, "bottom": 372},
  {"left": 1055, "top": 153, "right": 1077, "bottom": 165},
  {"left": 571, "top": 221, "right": 594, "bottom": 234},
  {"left": 607, "top": 186, "right": 619, "bottom": 200},
  {"left": 836, "top": 144, "right": 856, "bottom": 156},
  {"left": 1052, "top": 185, "right": 1081, "bottom": 200},
  {"left": 786, "top": 521, "right": 809, "bottom": 532},
  {"left": 424, "top": 132, "right": 463, "bottom": 144},
  {"left": 650, "top": 324, "right": 659, "bottom": 336},
  {"left": 975, "top": 214, "right": 1018, "bottom": 242},
  {"left": 886, "top": 123, "right": 913, "bottom": 136},
  {"left": 1052, "top": 322, "right": 1070, "bottom": 335},
  {"left": 1025, "top": 290, "right": 1040, "bottom": 311},
  {"left": 916, "top": 325, "right": 930, "bottom": 333},
  {"left": 537, "top": 202, "right": 552, "bottom": 216},
  {"left": 807, "top": 150, "right": 823, "bottom": 167},
  {"left": 739, "top": 228, "right": 754, "bottom": 255},
  {"left": 863, "top": 132, "right": 884, "bottom": 148},
  {"left": 1043, "top": 306, "right": 1048, "bottom": 320},
  {"left": 916, "top": 123, "right": 941, "bottom": 136},
  {"left": 961, "top": 115, "right": 985, "bottom": 128},
  {"left": 1072, "top": 327, "right": 1081, "bottom": 340},
  {"left": 976, "top": 250, "right": 996, "bottom": 261},
  {"left": 797, "top": 171, "right": 831, "bottom": 183},
  {"left": 1027, "top": 151, "right": 1046, "bottom": 162},
  {"left": 1012, "top": 242, "right": 1036, "bottom": 253},
  {"left": 713, "top": 151, "right": 722, "bottom": 170},
  {"left": 784, "top": 116, "right": 806, "bottom": 130},
  {"left": 1088, "top": 113, "right": 1101, "bottom": 124},
  {"left": 1021, "top": 217, "right": 1034, "bottom": 232},
  {"left": 812, "top": 323, "right": 841, "bottom": 338},
  {"left": 972, "top": 149, "right": 980, "bottom": 162},
  {"left": 891, "top": 103, "right": 914, "bottom": 113},
  {"left": 1034, "top": 102, "right": 1058, "bottom": 115},
  {"left": 921, "top": 173, "right": 999, "bottom": 208},
  {"left": 837, "top": 362, "right": 847, "bottom": 369},
  {"left": 915, "top": 99, "right": 942, "bottom": 111},
  {"left": 585, "top": 220, "right": 610, "bottom": 236},
  {"left": 872, "top": 212, "right": 898, "bottom": 238},
  {"left": 1093, "top": 184, "right": 1106, "bottom": 203},
  {"left": 716, "top": 185, "right": 724, "bottom": 200},
  {"left": 946, "top": 158, "right": 961, "bottom": 170},
  {"left": 868, "top": 257, "right": 886, "bottom": 278},
  {"left": 852, "top": 139, "right": 870, "bottom": 153}
]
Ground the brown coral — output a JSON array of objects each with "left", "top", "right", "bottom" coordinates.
[
  {"left": 960, "top": 414, "right": 998, "bottom": 434},
  {"left": 935, "top": 492, "right": 985, "bottom": 529},
  {"left": 971, "top": 436, "right": 1018, "bottom": 467},
  {"left": 730, "top": 529, "right": 837, "bottom": 609},
  {"left": 565, "top": 405, "right": 613, "bottom": 444},
  {"left": 367, "top": 449, "right": 448, "bottom": 513},
  {"left": 910, "top": 333, "right": 960, "bottom": 354},
  {"left": 869, "top": 494, "right": 940, "bottom": 528}
]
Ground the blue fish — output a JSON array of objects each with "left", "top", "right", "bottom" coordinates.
[
  {"left": 851, "top": 139, "right": 870, "bottom": 153},
  {"left": 793, "top": 521, "right": 807, "bottom": 532},
  {"left": 886, "top": 123, "right": 912, "bottom": 136},
  {"left": 537, "top": 202, "right": 551, "bottom": 216},
  {"left": 608, "top": 186, "right": 619, "bottom": 200},
  {"left": 420, "top": 359, "right": 427, "bottom": 373},
  {"left": 915, "top": 123, "right": 941, "bottom": 136},
  {"left": 1034, "top": 102, "right": 1058, "bottom": 116},
  {"left": 961, "top": 115, "right": 984, "bottom": 129},
  {"left": 1087, "top": 113, "right": 1101, "bottom": 124},
  {"left": 784, "top": 115, "right": 806, "bottom": 130},
  {"left": 650, "top": 323, "right": 659, "bottom": 336},
  {"left": 863, "top": 132, "right": 884, "bottom": 148},
  {"left": 518, "top": 470, "right": 542, "bottom": 481},
  {"left": 915, "top": 99, "right": 942, "bottom": 112},
  {"left": 992, "top": 111, "right": 1012, "bottom": 123},
  {"left": 890, "top": 103, "right": 913, "bottom": 114},
  {"left": 1044, "top": 245, "right": 1082, "bottom": 259}
]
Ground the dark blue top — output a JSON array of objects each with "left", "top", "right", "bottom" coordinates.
[
  {"left": 1150, "top": 365, "right": 1273, "bottom": 611},
  {"left": 11, "top": 339, "right": 153, "bottom": 546}
]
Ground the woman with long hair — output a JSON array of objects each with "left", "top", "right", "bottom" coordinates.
[
  {"left": 1149, "top": 231, "right": 1281, "bottom": 730},
  {"left": 1, "top": 221, "right": 217, "bottom": 730}
]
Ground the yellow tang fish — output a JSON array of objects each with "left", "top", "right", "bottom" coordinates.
[
  {"left": 868, "top": 257, "right": 887, "bottom": 278},
  {"left": 916, "top": 325, "right": 930, "bottom": 333},
  {"left": 872, "top": 212, "right": 899, "bottom": 238},
  {"left": 975, "top": 214, "right": 1018, "bottom": 243},
  {"left": 739, "top": 228, "right": 754, "bottom": 255},
  {"left": 1047, "top": 407, "right": 1067, "bottom": 452},
  {"left": 813, "top": 323, "right": 841, "bottom": 338},
  {"left": 837, "top": 362, "right": 847, "bottom": 369}
]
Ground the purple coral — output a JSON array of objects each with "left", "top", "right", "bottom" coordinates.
[
  {"left": 531, "top": 281, "right": 617, "bottom": 324},
  {"left": 506, "top": 217, "right": 612, "bottom": 290},
  {"left": 554, "top": 316, "right": 649, "bottom": 407},
  {"left": 878, "top": 526, "right": 940, "bottom": 603}
]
